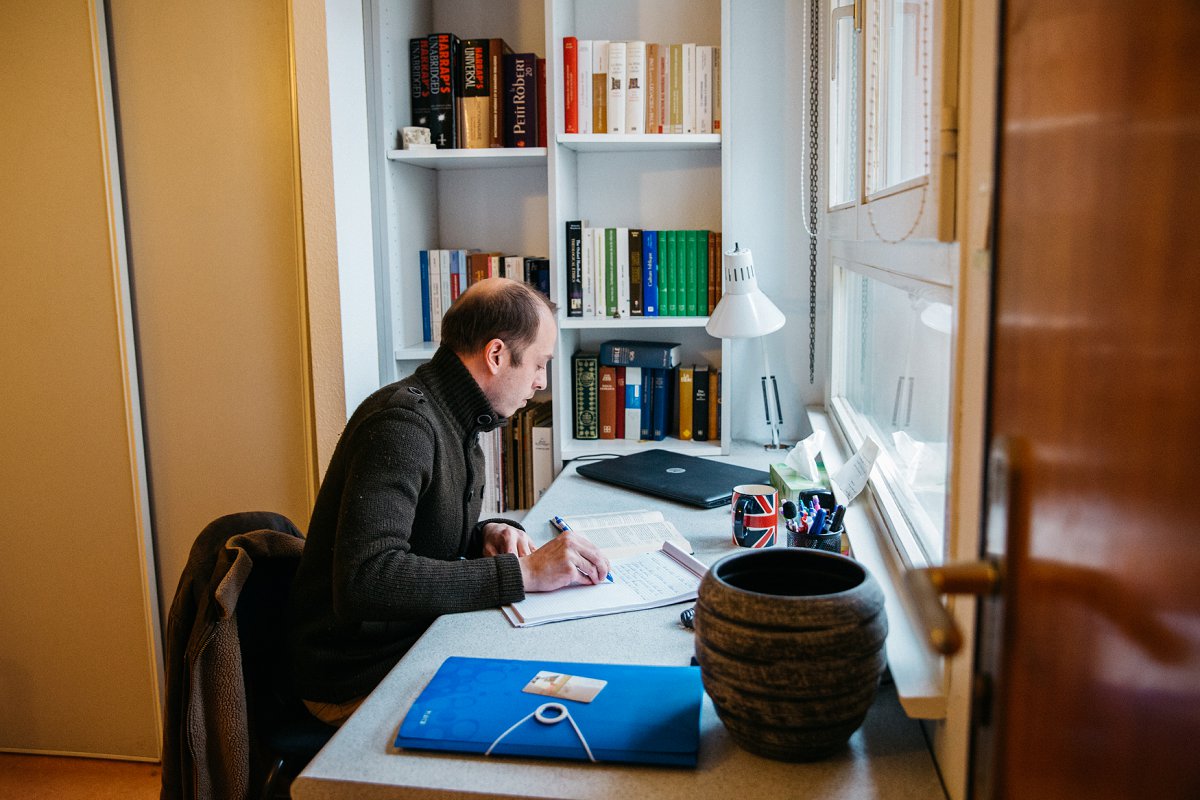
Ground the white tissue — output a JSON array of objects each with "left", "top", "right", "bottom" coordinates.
[{"left": 784, "top": 430, "right": 825, "bottom": 481}]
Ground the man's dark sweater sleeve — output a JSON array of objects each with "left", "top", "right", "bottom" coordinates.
[{"left": 329, "top": 411, "right": 525, "bottom": 622}]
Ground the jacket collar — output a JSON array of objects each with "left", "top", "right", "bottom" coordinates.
[{"left": 417, "top": 346, "right": 505, "bottom": 435}]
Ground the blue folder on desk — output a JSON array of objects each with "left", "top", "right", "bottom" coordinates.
[{"left": 395, "top": 656, "right": 703, "bottom": 767}]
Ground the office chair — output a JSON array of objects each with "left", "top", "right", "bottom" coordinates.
[
  {"left": 161, "top": 512, "right": 334, "bottom": 800},
  {"left": 236, "top": 538, "right": 336, "bottom": 799}
]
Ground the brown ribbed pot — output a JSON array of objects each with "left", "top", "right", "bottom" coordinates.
[{"left": 694, "top": 548, "right": 887, "bottom": 761}]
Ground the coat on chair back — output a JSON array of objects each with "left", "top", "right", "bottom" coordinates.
[{"left": 160, "top": 512, "right": 304, "bottom": 800}]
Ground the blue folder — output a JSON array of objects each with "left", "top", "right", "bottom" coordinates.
[{"left": 395, "top": 656, "right": 702, "bottom": 767}]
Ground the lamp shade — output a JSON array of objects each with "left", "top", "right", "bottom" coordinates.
[{"left": 705, "top": 246, "right": 786, "bottom": 339}]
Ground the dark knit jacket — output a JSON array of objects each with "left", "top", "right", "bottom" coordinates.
[{"left": 288, "top": 347, "right": 527, "bottom": 702}]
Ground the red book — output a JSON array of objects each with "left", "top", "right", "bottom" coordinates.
[
  {"left": 563, "top": 37, "right": 578, "bottom": 133},
  {"left": 537, "top": 57, "right": 548, "bottom": 147},
  {"left": 598, "top": 366, "right": 616, "bottom": 439},
  {"left": 614, "top": 367, "right": 626, "bottom": 439}
]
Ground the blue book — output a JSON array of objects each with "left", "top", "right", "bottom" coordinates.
[
  {"left": 395, "top": 656, "right": 702, "bottom": 766},
  {"left": 418, "top": 250, "right": 432, "bottom": 342},
  {"left": 624, "top": 366, "right": 642, "bottom": 441},
  {"left": 640, "top": 367, "right": 653, "bottom": 439},
  {"left": 642, "top": 230, "right": 658, "bottom": 316},
  {"left": 650, "top": 368, "right": 668, "bottom": 440}
]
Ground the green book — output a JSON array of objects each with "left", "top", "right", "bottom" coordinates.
[
  {"left": 658, "top": 230, "right": 672, "bottom": 316},
  {"left": 667, "top": 230, "right": 679, "bottom": 316},
  {"left": 572, "top": 351, "right": 600, "bottom": 439},
  {"left": 672, "top": 230, "right": 685, "bottom": 317},
  {"left": 685, "top": 230, "right": 698, "bottom": 316},
  {"left": 697, "top": 230, "right": 709, "bottom": 317},
  {"left": 604, "top": 228, "right": 617, "bottom": 317}
]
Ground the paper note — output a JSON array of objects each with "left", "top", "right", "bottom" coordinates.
[{"left": 832, "top": 437, "right": 880, "bottom": 503}]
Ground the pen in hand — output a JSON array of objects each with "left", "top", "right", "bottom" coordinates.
[{"left": 552, "top": 516, "right": 614, "bottom": 582}]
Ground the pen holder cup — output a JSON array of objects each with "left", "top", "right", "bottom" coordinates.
[
  {"left": 693, "top": 548, "right": 887, "bottom": 761},
  {"left": 788, "top": 525, "right": 843, "bottom": 553}
]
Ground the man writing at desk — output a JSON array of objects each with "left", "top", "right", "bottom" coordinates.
[{"left": 289, "top": 278, "right": 609, "bottom": 725}]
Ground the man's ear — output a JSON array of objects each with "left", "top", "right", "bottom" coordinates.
[{"left": 483, "top": 338, "right": 506, "bottom": 374}]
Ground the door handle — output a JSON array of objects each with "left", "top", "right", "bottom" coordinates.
[{"left": 906, "top": 560, "right": 1004, "bottom": 655}]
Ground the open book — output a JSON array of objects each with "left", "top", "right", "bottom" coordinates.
[
  {"left": 553, "top": 509, "right": 692, "bottom": 558},
  {"left": 502, "top": 541, "right": 706, "bottom": 627}
]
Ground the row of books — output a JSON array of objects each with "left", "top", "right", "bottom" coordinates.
[
  {"left": 562, "top": 39, "right": 721, "bottom": 135},
  {"left": 480, "top": 400, "right": 553, "bottom": 513},
  {"left": 572, "top": 344, "right": 721, "bottom": 442},
  {"left": 418, "top": 250, "right": 550, "bottom": 342},
  {"left": 564, "top": 222, "right": 723, "bottom": 318},
  {"left": 410, "top": 34, "right": 546, "bottom": 149}
]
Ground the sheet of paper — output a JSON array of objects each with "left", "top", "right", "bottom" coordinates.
[
  {"left": 559, "top": 510, "right": 663, "bottom": 529},
  {"left": 832, "top": 437, "right": 881, "bottom": 503}
]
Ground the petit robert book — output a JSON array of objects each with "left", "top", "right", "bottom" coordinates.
[{"left": 395, "top": 656, "right": 703, "bottom": 766}]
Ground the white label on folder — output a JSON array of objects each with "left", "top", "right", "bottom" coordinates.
[{"left": 522, "top": 671, "right": 607, "bottom": 703}]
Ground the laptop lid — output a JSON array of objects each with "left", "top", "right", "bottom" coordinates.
[{"left": 575, "top": 450, "right": 771, "bottom": 508}]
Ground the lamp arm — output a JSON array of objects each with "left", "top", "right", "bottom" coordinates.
[{"left": 759, "top": 337, "right": 783, "bottom": 449}]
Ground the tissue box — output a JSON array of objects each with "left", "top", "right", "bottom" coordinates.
[{"left": 770, "top": 459, "right": 835, "bottom": 508}]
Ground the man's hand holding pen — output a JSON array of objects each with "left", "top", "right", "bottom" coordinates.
[{"left": 517, "top": 530, "right": 611, "bottom": 592}]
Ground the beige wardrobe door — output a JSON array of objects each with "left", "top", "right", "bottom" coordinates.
[
  {"left": 0, "top": 2, "right": 163, "bottom": 758},
  {"left": 106, "top": 0, "right": 320, "bottom": 630}
]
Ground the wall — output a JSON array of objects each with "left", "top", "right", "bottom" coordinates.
[{"left": 0, "top": 0, "right": 162, "bottom": 758}]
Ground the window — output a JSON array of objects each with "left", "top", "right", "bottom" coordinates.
[
  {"left": 829, "top": 0, "right": 858, "bottom": 208},
  {"left": 825, "top": 0, "right": 957, "bottom": 567}
]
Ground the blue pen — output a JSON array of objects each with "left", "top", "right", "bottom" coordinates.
[
  {"left": 550, "top": 516, "right": 613, "bottom": 582},
  {"left": 809, "top": 509, "right": 827, "bottom": 537}
]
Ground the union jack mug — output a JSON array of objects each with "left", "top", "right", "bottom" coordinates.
[{"left": 731, "top": 484, "right": 778, "bottom": 548}]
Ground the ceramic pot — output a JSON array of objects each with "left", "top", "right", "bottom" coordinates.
[{"left": 694, "top": 548, "right": 887, "bottom": 761}]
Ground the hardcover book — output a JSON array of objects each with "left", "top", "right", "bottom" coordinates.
[
  {"left": 650, "top": 368, "right": 668, "bottom": 440},
  {"left": 563, "top": 36, "right": 578, "bottom": 134},
  {"left": 640, "top": 367, "right": 653, "bottom": 439},
  {"left": 682, "top": 43, "right": 696, "bottom": 134},
  {"left": 629, "top": 229, "right": 643, "bottom": 315},
  {"left": 409, "top": 37, "right": 431, "bottom": 130},
  {"left": 458, "top": 39, "right": 491, "bottom": 148},
  {"left": 572, "top": 352, "right": 599, "bottom": 439},
  {"left": 614, "top": 366, "right": 626, "bottom": 440},
  {"left": 625, "top": 41, "right": 646, "bottom": 134},
  {"left": 578, "top": 39, "right": 593, "bottom": 134},
  {"left": 677, "top": 365, "right": 694, "bottom": 440},
  {"left": 642, "top": 229, "right": 658, "bottom": 316},
  {"left": 504, "top": 52, "right": 539, "bottom": 147},
  {"left": 427, "top": 32, "right": 460, "bottom": 149},
  {"left": 591, "top": 40, "right": 608, "bottom": 134},
  {"left": 624, "top": 366, "right": 642, "bottom": 441},
  {"left": 606, "top": 41, "right": 626, "bottom": 134},
  {"left": 537, "top": 57, "right": 548, "bottom": 148},
  {"left": 692, "top": 364, "right": 710, "bottom": 441},
  {"left": 487, "top": 38, "right": 513, "bottom": 147},
  {"left": 616, "top": 227, "right": 631, "bottom": 317},
  {"left": 598, "top": 365, "right": 617, "bottom": 439},
  {"left": 645, "top": 43, "right": 661, "bottom": 134},
  {"left": 604, "top": 228, "right": 617, "bottom": 317},
  {"left": 395, "top": 656, "right": 702, "bottom": 766},
  {"left": 566, "top": 220, "right": 584, "bottom": 316},
  {"left": 418, "top": 250, "right": 432, "bottom": 342},
  {"left": 668, "top": 44, "right": 683, "bottom": 133},
  {"left": 599, "top": 339, "right": 681, "bottom": 369}
]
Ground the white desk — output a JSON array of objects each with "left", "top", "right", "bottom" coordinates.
[{"left": 292, "top": 446, "right": 945, "bottom": 800}]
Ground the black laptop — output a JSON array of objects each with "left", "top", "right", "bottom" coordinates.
[{"left": 575, "top": 449, "right": 771, "bottom": 508}]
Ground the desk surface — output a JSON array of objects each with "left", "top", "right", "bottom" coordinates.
[{"left": 292, "top": 446, "right": 945, "bottom": 800}]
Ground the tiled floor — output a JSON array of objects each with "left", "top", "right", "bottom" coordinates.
[{"left": 0, "top": 754, "right": 160, "bottom": 799}]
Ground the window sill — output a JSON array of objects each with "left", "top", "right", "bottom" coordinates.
[{"left": 808, "top": 406, "right": 948, "bottom": 719}]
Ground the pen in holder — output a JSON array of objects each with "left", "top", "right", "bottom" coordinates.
[{"left": 783, "top": 501, "right": 844, "bottom": 553}]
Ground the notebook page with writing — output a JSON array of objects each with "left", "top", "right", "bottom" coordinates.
[{"left": 503, "top": 542, "right": 705, "bottom": 627}]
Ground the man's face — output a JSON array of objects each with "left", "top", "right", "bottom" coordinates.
[{"left": 490, "top": 309, "right": 556, "bottom": 418}]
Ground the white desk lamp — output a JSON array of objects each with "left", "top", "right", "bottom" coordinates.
[{"left": 705, "top": 244, "right": 788, "bottom": 449}]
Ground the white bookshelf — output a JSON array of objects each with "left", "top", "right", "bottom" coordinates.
[{"left": 368, "top": 0, "right": 747, "bottom": 473}]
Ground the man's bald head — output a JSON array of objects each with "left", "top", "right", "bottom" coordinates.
[{"left": 440, "top": 277, "right": 555, "bottom": 365}]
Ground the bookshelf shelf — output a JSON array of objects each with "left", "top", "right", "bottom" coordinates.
[
  {"left": 556, "top": 134, "right": 720, "bottom": 153},
  {"left": 559, "top": 316, "right": 711, "bottom": 330},
  {"left": 385, "top": 148, "right": 548, "bottom": 170},
  {"left": 561, "top": 436, "right": 724, "bottom": 461}
]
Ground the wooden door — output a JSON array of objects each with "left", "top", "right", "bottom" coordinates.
[{"left": 979, "top": 1, "right": 1200, "bottom": 797}]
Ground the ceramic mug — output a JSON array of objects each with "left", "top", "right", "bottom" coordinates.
[{"left": 731, "top": 483, "right": 778, "bottom": 548}]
